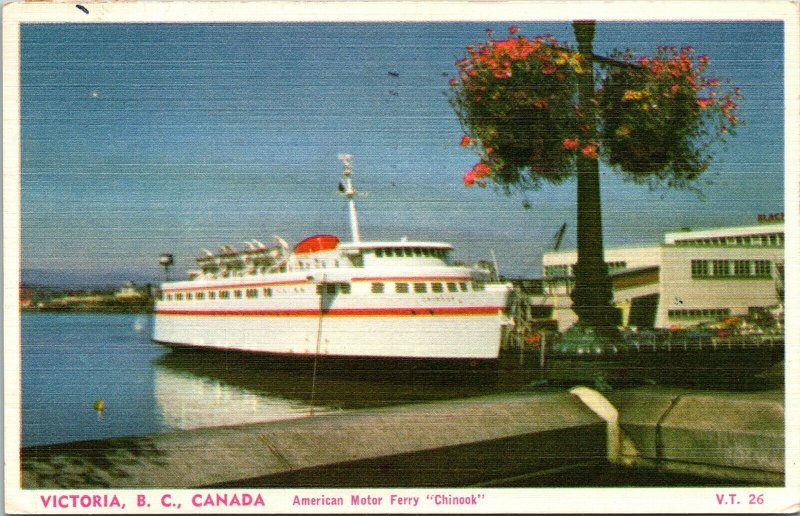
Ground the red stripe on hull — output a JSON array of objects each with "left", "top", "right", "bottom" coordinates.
[
  {"left": 155, "top": 306, "right": 504, "bottom": 317},
  {"left": 351, "top": 276, "right": 471, "bottom": 282}
]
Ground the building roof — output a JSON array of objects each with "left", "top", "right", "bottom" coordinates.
[{"left": 664, "top": 222, "right": 784, "bottom": 244}]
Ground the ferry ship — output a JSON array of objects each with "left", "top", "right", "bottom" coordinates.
[{"left": 152, "top": 155, "right": 513, "bottom": 361}]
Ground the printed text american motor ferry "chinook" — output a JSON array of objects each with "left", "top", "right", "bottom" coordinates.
[{"left": 152, "top": 155, "right": 513, "bottom": 361}]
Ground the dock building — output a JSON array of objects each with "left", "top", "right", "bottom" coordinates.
[{"left": 527, "top": 219, "right": 784, "bottom": 331}]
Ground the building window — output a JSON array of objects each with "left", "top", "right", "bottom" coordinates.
[
  {"left": 385, "top": 248, "right": 394, "bottom": 257},
  {"left": 187, "top": 292, "right": 193, "bottom": 300},
  {"left": 414, "top": 282, "right": 427, "bottom": 293},
  {"left": 754, "top": 260, "right": 771, "bottom": 277},
  {"left": 395, "top": 282, "right": 409, "bottom": 293},
  {"left": 234, "top": 290, "right": 242, "bottom": 299},
  {"left": 263, "top": 288, "right": 272, "bottom": 297},
  {"left": 209, "top": 291, "right": 217, "bottom": 299},
  {"left": 712, "top": 260, "right": 730, "bottom": 277},
  {"left": 246, "top": 289, "right": 258, "bottom": 298},
  {"left": 691, "top": 260, "right": 710, "bottom": 278},
  {"left": 326, "top": 284, "right": 337, "bottom": 294},
  {"left": 340, "top": 283, "right": 351, "bottom": 294},
  {"left": 431, "top": 282, "right": 443, "bottom": 293},
  {"left": 447, "top": 282, "right": 458, "bottom": 292},
  {"left": 371, "top": 282, "right": 384, "bottom": 294},
  {"left": 166, "top": 293, "right": 173, "bottom": 301},
  {"left": 219, "top": 291, "right": 230, "bottom": 299},
  {"left": 459, "top": 282, "right": 468, "bottom": 292},
  {"left": 197, "top": 292, "right": 205, "bottom": 300},
  {"left": 176, "top": 293, "right": 184, "bottom": 300},
  {"left": 734, "top": 260, "right": 751, "bottom": 277},
  {"left": 375, "top": 249, "right": 383, "bottom": 258}
]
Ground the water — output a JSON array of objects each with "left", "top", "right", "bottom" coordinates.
[
  {"left": 21, "top": 312, "right": 542, "bottom": 447},
  {"left": 21, "top": 312, "right": 782, "bottom": 448}
]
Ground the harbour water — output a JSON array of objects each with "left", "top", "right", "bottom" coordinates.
[{"left": 21, "top": 312, "right": 545, "bottom": 447}]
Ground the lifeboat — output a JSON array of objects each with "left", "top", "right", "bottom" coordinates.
[{"left": 293, "top": 234, "right": 340, "bottom": 254}]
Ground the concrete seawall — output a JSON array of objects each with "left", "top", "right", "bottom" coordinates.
[
  {"left": 607, "top": 388, "right": 784, "bottom": 485},
  {"left": 21, "top": 388, "right": 784, "bottom": 488}
]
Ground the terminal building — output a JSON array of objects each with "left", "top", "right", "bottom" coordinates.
[{"left": 528, "top": 218, "right": 784, "bottom": 332}]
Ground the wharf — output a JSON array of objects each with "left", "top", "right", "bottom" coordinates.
[{"left": 21, "top": 387, "right": 784, "bottom": 488}]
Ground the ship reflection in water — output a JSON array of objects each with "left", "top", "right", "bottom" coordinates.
[
  {"left": 152, "top": 350, "right": 531, "bottom": 432},
  {"left": 154, "top": 352, "right": 332, "bottom": 430}
]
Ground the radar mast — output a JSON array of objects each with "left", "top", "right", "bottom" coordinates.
[{"left": 338, "top": 153, "right": 364, "bottom": 243}]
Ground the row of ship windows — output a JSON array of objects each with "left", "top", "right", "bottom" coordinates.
[
  {"left": 373, "top": 248, "right": 448, "bottom": 259},
  {"left": 690, "top": 259, "right": 772, "bottom": 279},
  {"left": 674, "top": 233, "right": 783, "bottom": 247},
  {"left": 668, "top": 308, "right": 731, "bottom": 319},
  {"left": 161, "top": 281, "right": 481, "bottom": 301}
]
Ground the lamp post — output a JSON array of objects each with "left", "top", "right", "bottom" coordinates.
[{"left": 159, "top": 254, "right": 174, "bottom": 281}]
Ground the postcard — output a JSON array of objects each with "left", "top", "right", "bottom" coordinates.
[{"left": 3, "top": 1, "right": 798, "bottom": 513}]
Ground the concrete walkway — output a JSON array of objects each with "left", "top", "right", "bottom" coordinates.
[
  {"left": 21, "top": 387, "right": 784, "bottom": 488},
  {"left": 22, "top": 392, "right": 605, "bottom": 488}
]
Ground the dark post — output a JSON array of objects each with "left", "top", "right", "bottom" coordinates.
[{"left": 568, "top": 21, "right": 620, "bottom": 341}]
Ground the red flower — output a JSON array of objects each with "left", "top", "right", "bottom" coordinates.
[
  {"left": 541, "top": 63, "right": 556, "bottom": 75},
  {"left": 463, "top": 170, "right": 477, "bottom": 186},
  {"left": 697, "top": 98, "right": 714, "bottom": 109},
  {"left": 562, "top": 138, "right": 579, "bottom": 150},
  {"left": 460, "top": 135, "right": 471, "bottom": 147},
  {"left": 707, "top": 78, "right": 721, "bottom": 86},
  {"left": 581, "top": 143, "right": 599, "bottom": 160},
  {"left": 472, "top": 162, "right": 490, "bottom": 177},
  {"left": 448, "top": 78, "right": 458, "bottom": 86},
  {"left": 509, "top": 25, "right": 520, "bottom": 35}
]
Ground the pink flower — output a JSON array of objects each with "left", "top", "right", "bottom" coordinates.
[
  {"left": 460, "top": 135, "right": 471, "bottom": 147},
  {"left": 707, "top": 78, "right": 721, "bottom": 86},
  {"left": 448, "top": 78, "right": 458, "bottom": 86},
  {"left": 562, "top": 138, "right": 579, "bottom": 150},
  {"left": 509, "top": 25, "right": 520, "bottom": 34}
]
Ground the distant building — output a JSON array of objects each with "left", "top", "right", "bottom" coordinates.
[
  {"left": 532, "top": 220, "right": 784, "bottom": 331},
  {"left": 115, "top": 281, "right": 146, "bottom": 300}
]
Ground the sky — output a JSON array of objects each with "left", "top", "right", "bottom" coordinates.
[{"left": 20, "top": 21, "right": 784, "bottom": 286}]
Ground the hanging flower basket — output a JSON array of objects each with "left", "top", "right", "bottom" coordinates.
[
  {"left": 450, "top": 29, "right": 590, "bottom": 188},
  {"left": 450, "top": 28, "right": 742, "bottom": 192},
  {"left": 598, "top": 47, "right": 741, "bottom": 186}
]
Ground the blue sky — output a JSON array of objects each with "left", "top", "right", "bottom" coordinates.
[{"left": 20, "top": 21, "right": 783, "bottom": 285}]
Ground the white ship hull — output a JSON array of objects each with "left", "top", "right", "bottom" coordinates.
[
  {"left": 154, "top": 311, "right": 506, "bottom": 360},
  {"left": 153, "top": 280, "right": 510, "bottom": 360}
]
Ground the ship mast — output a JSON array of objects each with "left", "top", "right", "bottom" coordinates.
[{"left": 338, "top": 153, "right": 362, "bottom": 243}]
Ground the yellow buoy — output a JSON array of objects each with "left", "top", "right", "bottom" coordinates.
[{"left": 93, "top": 399, "right": 105, "bottom": 412}]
